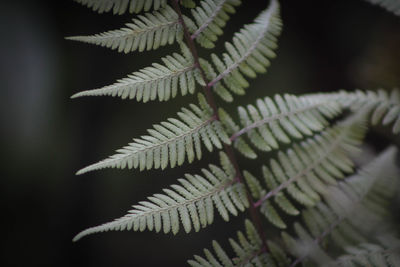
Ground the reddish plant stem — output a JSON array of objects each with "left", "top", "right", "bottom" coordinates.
[
  {"left": 172, "top": 0, "right": 217, "bottom": 114},
  {"left": 171, "top": 0, "right": 268, "bottom": 252}
]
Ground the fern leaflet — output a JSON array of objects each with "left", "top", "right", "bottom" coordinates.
[
  {"left": 71, "top": 44, "right": 204, "bottom": 102},
  {"left": 66, "top": 5, "right": 182, "bottom": 53},
  {"left": 205, "top": 0, "right": 282, "bottom": 98},
  {"left": 187, "top": 0, "right": 242, "bottom": 49},
  {"left": 76, "top": 94, "right": 230, "bottom": 174},
  {"left": 223, "top": 93, "right": 343, "bottom": 158},
  {"left": 73, "top": 152, "right": 248, "bottom": 241}
]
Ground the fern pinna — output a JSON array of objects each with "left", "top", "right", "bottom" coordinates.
[{"left": 69, "top": 0, "right": 400, "bottom": 266}]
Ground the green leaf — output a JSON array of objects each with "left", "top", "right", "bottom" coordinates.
[
  {"left": 231, "top": 93, "right": 343, "bottom": 155},
  {"left": 73, "top": 153, "right": 247, "bottom": 241},
  {"left": 71, "top": 45, "right": 199, "bottom": 102},
  {"left": 75, "top": 94, "right": 230, "bottom": 174},
  {"left": 67, "top": 5, "right": 182, "bottom": 53},
  {"left": 207, "top": 0, "right": 282, "bottom": 98},
  {"left": 188, "top": 0, "right": 242, "bottom": 48}
]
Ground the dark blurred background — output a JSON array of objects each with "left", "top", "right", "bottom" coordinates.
[{"left": 1, "top": 0, "right": 399, "bottom": 266}]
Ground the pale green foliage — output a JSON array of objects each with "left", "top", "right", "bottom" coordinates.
[
  {"left": 68, "top": 0, "right": 281, "bottom": 103},
  {"left": 71, "top": 44, "right": 203, "bottom": 102},
  {"left": 66, "top": 5, "right": 182, "bottom": 53},
  {"left": 186, "top": 0, "right": 242, "bottom": 49},
  {"left": 188, "top": 220, "right": 290, "bottom": 267},
  {"left": 243, "top": 116, "right": 366, "bottom": 229},
  {"left": 282, "top": 146, "right": 400, "bottom": 266},
  {"left": 205, "top": 0, "right": 282, "bottom": 99},
  {"left": 223, "top": 93, "right": 343, "bottom": 158},
  {"left": 200, "top": 58, "right": 234, "bottom": 102},
  {"left": 73, "top": 152, "right": 248, "bottom": 241},
  {"left": 76, "top": 94, "right": 230, "bottom": 175},
  {"left": 70, "top": 0, "right": 400, "bottom": 265},
  {"left": 218, "top": 107, "right": 257, "bottom": 158},
  {"left": 331, "top": 89, "right": 400, "bottom": 134},
  {"left": 364, "top": 0, "right": 400, "bottom": 15},
  {"left": 74, "top": 0, "right": 167, "bottom": 14},
  {"left": 228, "top": 90, "right": 400, "bottom": 156}
]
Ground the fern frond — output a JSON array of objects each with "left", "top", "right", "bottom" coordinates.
[
  {"left": 188, "top": 219, "right": 290, "bottom": 267},
  {"left": 74, "top": 0, "right": 167, "bottom": 14},
  {"left": 76, "top": 94, "right": 230, "bottom": 175},
  {"left": 187, "top": 0, "right": 242, "bottom": 49},
  {"left": 66, "top": 5, "right": 182, "bottom": 53},
  {"left": 73, "top": 152, "right": 248, "bottom": 241},
  {"left": 228, "top": 93, "right": 343, "bottom": 157},
  {"left": 364, "top": 0, "right": 400, "bottom": 16},
  {"left": 283, "top": 146, "right": 399, "bottom": 266},
  {"left": 205, "top": 0, "right": 282, "bottom": 98},
  {"left": 247, "top": 115, "right": 367, "bottom": 228},
  {"left": 71, "top": 44, "right": 204, "bottom": 102}
]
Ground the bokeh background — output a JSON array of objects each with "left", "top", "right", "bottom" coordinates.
[{"left": 1, "top": 0, "right": 399, "bottom": 266}]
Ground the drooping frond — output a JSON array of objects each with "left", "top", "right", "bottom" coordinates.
[
  {"left": 66, "top": 5, "right": 182, "bottom": 53},
  {"left": 244, "top": 115, "right": 367, "bottom": 229},
  {"left": 224, "top": 93, "right": 343, "bottom": 158},
  {"left": 186, "top": 0, "right": 242, "bottom": 49},
  {"left": 364, "top": 0, "right": 400, "bottom": 16},
  {"left": 188, "top": 220, "right": 290, "bottom": 267},
  {"left": 74, "top": 0, "right": 167, "bottom": 14},
  {"left": 76, "top": 94, "right": 230, "bottom": 175},
  {"left": 204, "top": 0, "right": 282, "bottom": 98},
  {"left": 73, "top": 152, "right": 248, "bottom": 241},
  {"left": 71, "top": 44, "right": 204, "bottom": 102},
  {"left": 282, "top": 146, "right": 400, "bottom": 266}
]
